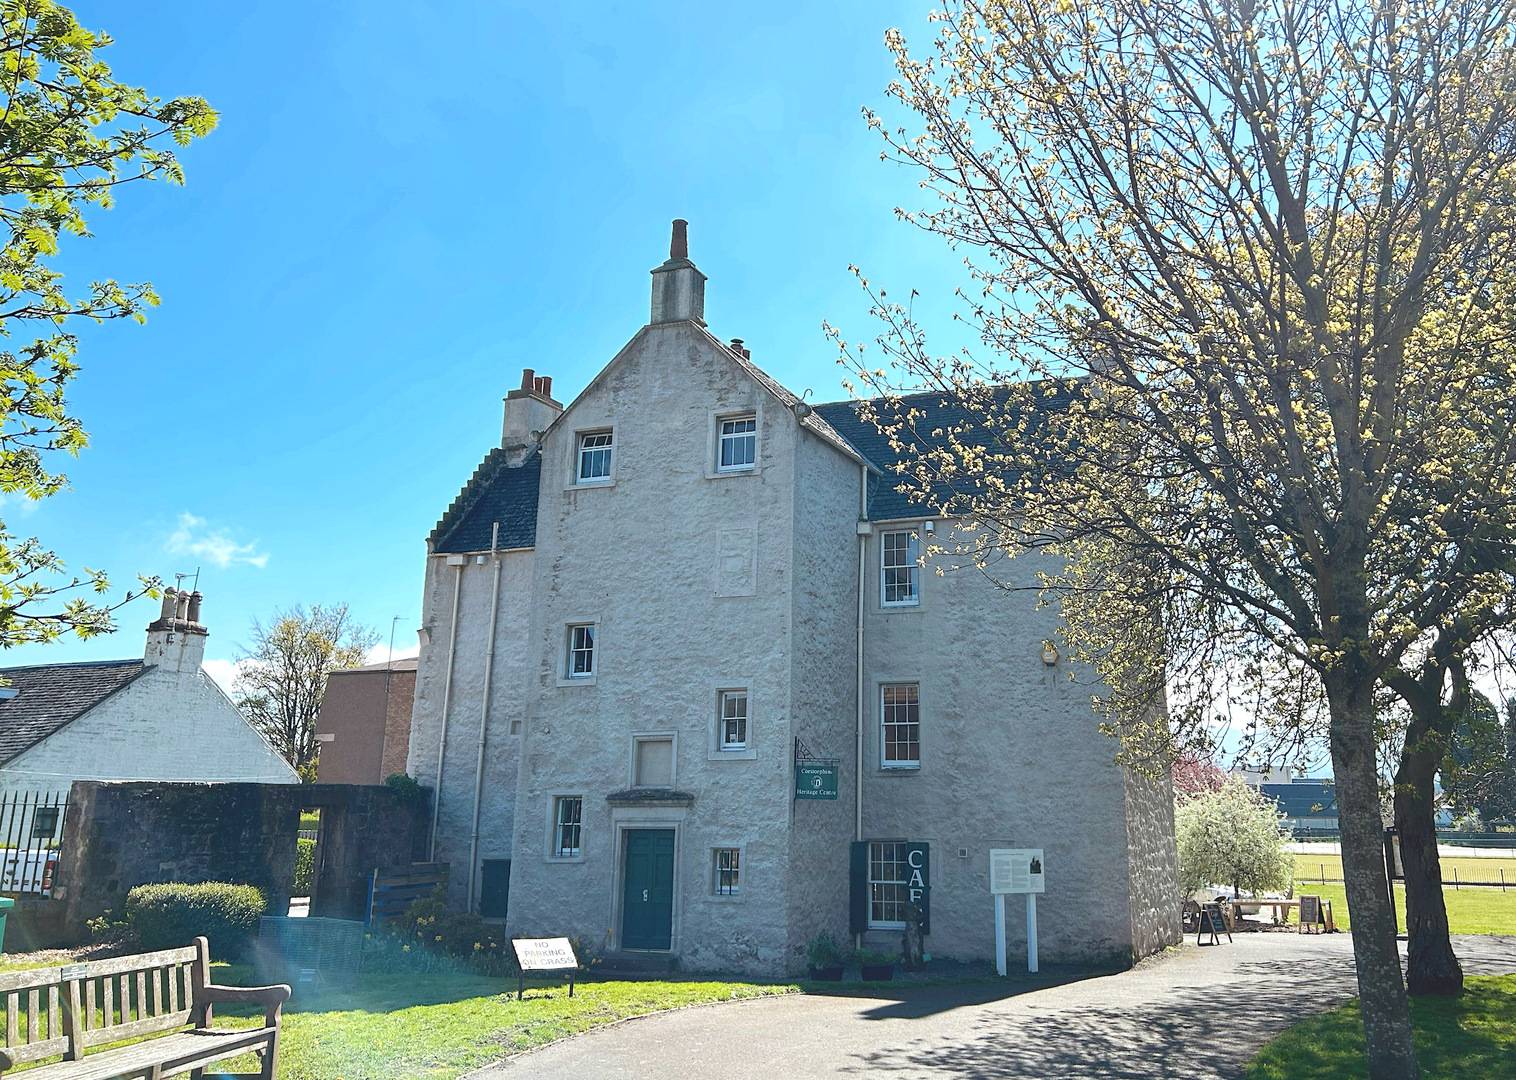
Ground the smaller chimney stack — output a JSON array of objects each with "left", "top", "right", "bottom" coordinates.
[
  {"left": 501, "top": 366, "right": 564, "bottom": 463},
  {"left": 670, "top": 218, "right": 689, "bottom": 260},
  {"left": 145, "top": 580, "right": 209, "bottom": 673}
]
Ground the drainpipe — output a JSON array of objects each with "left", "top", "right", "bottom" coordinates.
[
  {"left": 855, "top": 463, "right": 868, "bottom": 949},
  {"left": 428, "top": 556, "right": 465, "bottom": 861},
  {"left": 466, "top": 521, "right": 504, "bottom": 912}
]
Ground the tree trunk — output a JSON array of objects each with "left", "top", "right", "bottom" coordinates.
[
  {"left": 1328, "top": 673, "right": 1422, "bottom": 1079},
  {"left": 1394, "top": 705, "right": 1463, "bottom": 996}
]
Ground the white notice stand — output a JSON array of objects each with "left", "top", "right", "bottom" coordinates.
[{"left": 988, "top": 848, "right": 1044, "bottom": 975}]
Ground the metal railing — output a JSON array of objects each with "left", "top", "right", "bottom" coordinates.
[{"left": 0, "top": 789, "right": 68, "bottom": 895}]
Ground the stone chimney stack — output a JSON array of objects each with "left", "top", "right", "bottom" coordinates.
[
  {"left": 649, "top": 218, "right": 707, "bottom": 326},
  {"left": 145, "top": 584, "right": 210, "bottom": 674},
  {"left": 501, "top": 367, "right": 563, "bottom": 464}
]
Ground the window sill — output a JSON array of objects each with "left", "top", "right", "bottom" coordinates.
[
  {"left": 878, "top": 765, "right": 921, "bottom": 775},
  {"left": 566, "top": 479, "right": 616, "bottom": 492},
  {"left": 705, "top": 465, "right": 761, "bottom": 480},
  {"left": 709, "top": 748, "right": 757, "bottom": 761},
  {"left": 880, "top": 601, "right": 921, "bottom": 612},
  {"left": 545, "top": 854, "right": 584, "bottom": 864},
  {"left": 868, "top": 921, "right": 908, "bottom": 932},
  {"left": 709, "top": 892, "right": 744, "bottom": 903},
  {"left": 556, "top": 675, "right": 597, "bottom": 688}
]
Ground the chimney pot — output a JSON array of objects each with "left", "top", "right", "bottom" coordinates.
[
  {"left": 670, "top": 219, "right": 688, "bottom": 260},
  {"left": 175, "top": 591, "right": 190, "bottom": 621},
  {"left": 537, "top": 376, "right": 553, "bottom": 397},
  {"left": 520, "top": 367, "right": 535, "bottom": 391},
  {"left": 158, "top": 588, "right": 177, "bottom": 624},
  {"left": 187, "top": 591, "right": 203, "bottom": 624}
]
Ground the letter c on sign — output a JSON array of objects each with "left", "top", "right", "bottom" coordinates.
[{"left": 908, "top": 850, "right": 924, "bottom": 869}]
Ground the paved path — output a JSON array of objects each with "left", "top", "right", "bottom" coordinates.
[{"left": 472, "top": 934, "right": 1516, "bottom": 1079}]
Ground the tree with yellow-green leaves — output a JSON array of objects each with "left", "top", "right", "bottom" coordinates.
[
  {"left": 0, "top": 1, "right": 215, "bottom": 645},
  {"left": 831, "top": 2, "right": 1516, "bottom": 1076}
]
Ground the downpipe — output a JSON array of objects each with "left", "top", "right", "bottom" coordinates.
[
  {"left": 428, "top": 556, "right": 465, "bottom": 861},
  {"left": 466, "top": 522, "right": 504, "bottom": 912}
]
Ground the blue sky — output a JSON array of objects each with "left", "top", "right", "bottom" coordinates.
[{"left": 9, "top": 2, "right": 973, "bottom": 686}]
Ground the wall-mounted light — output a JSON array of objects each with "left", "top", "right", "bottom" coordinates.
[
  {"left": 417, "top": 625, "right": 432, "bottom": 648},
  {"left": 1040, "top": 640, "right": 1059, "bottom": 666}
]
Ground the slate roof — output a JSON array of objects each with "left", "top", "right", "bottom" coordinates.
[
  {"left": 430, "top": 448, "right": 541, "bottom": 554},
  {"left": 0, "top": 658, "right": 149, "bottom": 764},
  {"left": 1260, "top": 781, "right": 1338, "bottom": 820},
  {"left": 814, "top": 381, "right": 1081, "bottom": 521}
]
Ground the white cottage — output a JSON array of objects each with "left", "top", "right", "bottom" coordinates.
[
  {"left": 0, "top": 587, "right": 298, "bottom": 796},
  {"left": 408, "top": 222, "right": 1179, "bottom": 975}
]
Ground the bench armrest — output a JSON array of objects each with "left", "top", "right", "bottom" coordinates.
[{"left": 198, "top": 983, "right": 292, "bottom": 1008}]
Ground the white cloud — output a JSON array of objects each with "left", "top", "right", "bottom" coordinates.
[
  {"left": 166, "top": 512, "right": 269, "bottom": 569},
  {"left": 0, "top": 493, "right": 40, "bottom": 519},
  {"left": 201, "top": 657, "right": 252, "bottom": 695},
  {"left": 364, "top": 641, "right": 420, "bottom": 666}
]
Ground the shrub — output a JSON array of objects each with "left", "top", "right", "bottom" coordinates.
[
  {"left": 384, "top": 773, "right": 424, "bottom": 803},
  {"left": 293, "top": 837, "right": 315, "bottom": 896},
  {"left": 805, "top": 931, "right": 845, "bottom": 970},
  {"left": 124, "top": 882, "right": 267, "bottom": 959}
]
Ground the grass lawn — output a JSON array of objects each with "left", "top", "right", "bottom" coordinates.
[
  {"left": 1294, "top": 853, "right": 1516, "bottom": 886},
  {"left": 206, "top": 971, "right": 800, "bottom": 1079},
  {"left": 1292, "top": 880, "right": 1516, "bottom": 935},
  {"left": 1246, "top": 973, "right": 1516, "bottom": 1079}
]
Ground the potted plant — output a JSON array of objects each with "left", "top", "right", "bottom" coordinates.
[
  {"left": 857, "top": 947, "right": 897, "bottom": 982},
  {"left": 805, "top": 931, "right": 845, "bottom": 981}
]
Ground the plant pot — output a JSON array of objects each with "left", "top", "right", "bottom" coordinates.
[
  {"left": 808, "top": 965, "right": 845, "bottom": 981},
  {"left": 860, "top": 963, "right": 895, "bottom": 982}
]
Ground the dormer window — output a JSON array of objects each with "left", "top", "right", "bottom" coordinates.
[
  {"left": 717, "top": 415, "right": 757, "bottom": 472},
  {"left": 577, "top": 431, "right": 614, "bottom": 483}
]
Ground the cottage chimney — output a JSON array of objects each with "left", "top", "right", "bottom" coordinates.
[
  {"left": 649, "top": 218, "right": 707, "bottom": 326},
  {"left": 145, "top": 581, "right": 210, "bottom": 674},
  {"left": 501, "top": 366, "right": 563, "bottom": 464}
]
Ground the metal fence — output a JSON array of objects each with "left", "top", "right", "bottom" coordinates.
[
  {"left": 0, "top": 789, "right": 68, "bottom": 895},
  {"left": 1298, "top": 860, "right": 1514, "bottom": 890}
]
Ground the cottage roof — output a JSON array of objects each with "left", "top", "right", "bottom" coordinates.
[
  {"left": 814, "top": 381, "right": 1081, "bottom": 521},
  {"left": 430, "top": 448, "right": 541, "bottom": 554},
  {"left": 0, "top": 659, "right": 149, "bottom": 765}
]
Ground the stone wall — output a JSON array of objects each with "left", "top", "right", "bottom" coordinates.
[{"left": 53, "top": 781, "right": 429, "bottom": 939}]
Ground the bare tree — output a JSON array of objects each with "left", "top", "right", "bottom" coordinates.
[
  {"left": 833, "top": 2, "right": 1516, "bottom": 1075},
  {"left": 235, "top": 604, "right": 379, "bottom": 779}
]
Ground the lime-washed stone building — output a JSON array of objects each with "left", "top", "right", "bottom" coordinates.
[{"left": 406, "top": 222, "right": 1179, "bottom": 975}]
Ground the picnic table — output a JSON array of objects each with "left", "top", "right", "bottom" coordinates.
[{"left": 1233, "top": 897, "right": 1335, "bottom": 931}]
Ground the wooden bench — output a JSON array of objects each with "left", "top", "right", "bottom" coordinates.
[{"left": 0, "top": 936, "right": 290, "bottom": 1078}]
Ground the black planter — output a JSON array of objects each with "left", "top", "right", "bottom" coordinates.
[
  {"left": 860, "top": 964, "right": 895, "bottom": 982},
  {"left": 808, "top": 965, "right": 845, "bottom": 981}
]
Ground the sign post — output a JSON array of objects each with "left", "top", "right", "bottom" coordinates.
[
  {"left": 989, "top": 848, "right": 1044, "bottom": 975},
  {"left": 510, "top": 937, "right": 579, "bottom": 1000}
]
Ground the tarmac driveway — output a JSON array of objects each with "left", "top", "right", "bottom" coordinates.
[{"left": 471, "top": 933, "right": 1516, "bottom": 1079}]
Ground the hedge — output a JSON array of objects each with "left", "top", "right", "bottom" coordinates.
[
  {"left": 293, "top": 837, "right": 315, "bottom": 896},
  {"left": 124, "top": 882, "right": 267, "bottom": 959}
]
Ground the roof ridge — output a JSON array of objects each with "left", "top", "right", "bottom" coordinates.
[{"left": 0, "top": 657, "right": 144, "bottom": 674}]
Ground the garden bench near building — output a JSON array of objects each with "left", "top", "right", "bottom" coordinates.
[{"left": 0, "top": 936, "right": 290, "bottom": 1078}]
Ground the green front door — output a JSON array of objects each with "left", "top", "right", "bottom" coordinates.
[{"left": 621, "top": 829, "right": 675, "bottom": 950}]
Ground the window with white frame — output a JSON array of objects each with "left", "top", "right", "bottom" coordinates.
[
  {"left": 714, "top": 848, "right": 741, "bottom": 895},
  {"left": 552, "top": 796, "right": 583, "bottom": 857},
  {"left": 868, "top": 841, "right": 910, "bottom": 927},
  {"left": 566, "top": 623, "right": 595, "bottom": 678},
  {"left": 881, "top": 530, "right": 920, "bottom": 606},
  {"left": 717, "top": 414, "right": 757, "bottom": 471},
  {"left": 577, "top": 431, "right": 613, "bottom": 483},
  {"left": 881, "top": 683, "right": 920, "bottom": 767},
  {"left": 718, "top": 690, "right": 748, "bottom": 750}
]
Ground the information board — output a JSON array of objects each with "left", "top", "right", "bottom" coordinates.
[
  {"left": 795, "top": 763, "right": 839, "bottom": 800},
  {"left": 989, "top": 848, "right": 1045, "bottom": 894},
  {"left": 511, "top": 937, "right": 578, "bottom": 971}
]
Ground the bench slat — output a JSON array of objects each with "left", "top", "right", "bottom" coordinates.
[
  {"left": 84, "top": 980, "right": 96, "bottom": 1032},
  {"left": 0, "top": 946, "right": 198, "bottom": 993},
  {"left": 6, "top": 990, "right": 16, "bottom": 1049},
  {"left": 18, "top": 1026, "right": 274, "bottom": 1080},
  {"left": 79, "top": 1008, "right": 191, "bottom": 1049},
  {"left": 25, "top": 989, "right": 38, "bottom": 1044},
  {"left": 0, "top": 1032, "right": 70, "bottom": 1067},
  {"left": 103, "top": 976, "right": 114, "bottom": 1029}
]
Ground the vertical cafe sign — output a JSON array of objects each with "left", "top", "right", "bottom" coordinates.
[{"left": 906, "top": 842, "right": 930, "bottom": 932}]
